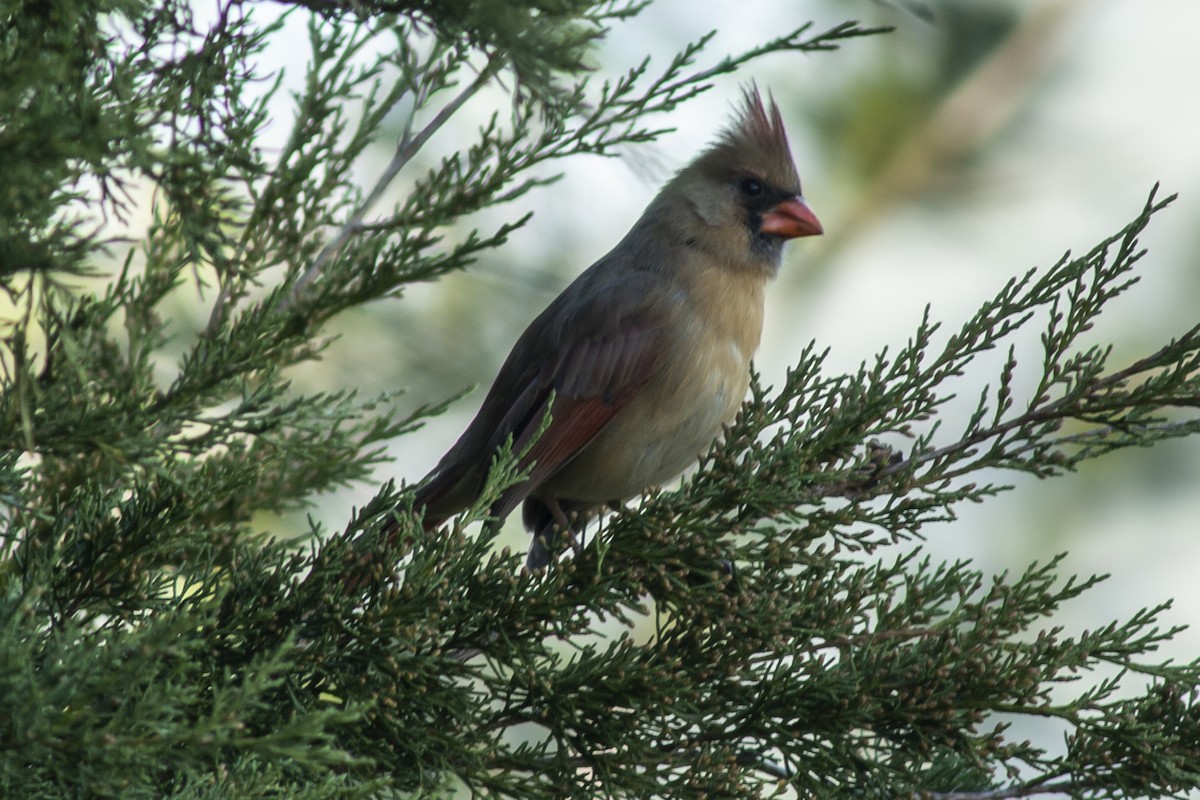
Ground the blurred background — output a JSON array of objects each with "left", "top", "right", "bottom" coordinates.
[{"left": 267, "top": 0, "right": 1200, "bottom": 743}]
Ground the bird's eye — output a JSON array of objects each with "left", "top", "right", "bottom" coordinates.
[{"left": 739, "top": 177, "right": 764, "bottom": 198}]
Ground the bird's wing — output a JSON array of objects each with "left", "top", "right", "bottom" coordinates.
[
  {"left": 488, "top": 271, "right": 668, "bottom": 519},
  {"left": 418, "top": 267, "right": 670, "bottom": 525}
]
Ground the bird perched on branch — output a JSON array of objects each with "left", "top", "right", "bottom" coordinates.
[{"left": 410, "top": 88, "right": 821, "bottom": 568}]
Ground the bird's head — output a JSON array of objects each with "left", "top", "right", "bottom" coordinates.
[{"left": 664, "top": 87, "right": 822, "bottom": 276}]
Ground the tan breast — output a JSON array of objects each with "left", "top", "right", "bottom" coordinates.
[{"left": 541, "top": 266, "right": 765, "bottom": 503}]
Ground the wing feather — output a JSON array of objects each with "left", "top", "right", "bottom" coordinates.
[{"left": 414, "top": 267, "right": 671, "bottom": 526}]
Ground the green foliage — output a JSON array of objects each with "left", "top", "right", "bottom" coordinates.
[{"left": 1, "top": 1, "right": 1199, "bottom": 798}]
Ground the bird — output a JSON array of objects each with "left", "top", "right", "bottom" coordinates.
[{"left": 409, "top": 88, "right": 821, "bottom": 568}]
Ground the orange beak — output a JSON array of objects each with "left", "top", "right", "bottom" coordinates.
[{"left": 760, "top": 196, "right": 822, "bottom": 239}]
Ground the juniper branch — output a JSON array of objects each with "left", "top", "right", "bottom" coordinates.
[{"left": 286, "top": 57, "right": 501, "bottom": 304}]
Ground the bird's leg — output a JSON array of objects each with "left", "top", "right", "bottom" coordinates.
[
  {"left": 546, "top": 497, "right": 584, "bottom": 558},
  {"left": 523, "top": 498, "right": 587, "bottom": 568}
]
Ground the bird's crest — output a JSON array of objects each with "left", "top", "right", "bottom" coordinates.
[{"left": 702, "top": 86, "right": 799, "bottom": 190}]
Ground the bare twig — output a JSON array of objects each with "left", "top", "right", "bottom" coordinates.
[
  {"left": 921, "top": 777, "right": 1084, "bottom": 800},
  {"left": 204, "top": 280, "right": 233, "bottom": 336},
  {"left": 282, "top": 58, "right": 500, "bottom": 309}
]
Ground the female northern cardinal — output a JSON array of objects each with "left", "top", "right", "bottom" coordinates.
[{"left": 411, "top": 88, "right": 821, "bottom": 567}]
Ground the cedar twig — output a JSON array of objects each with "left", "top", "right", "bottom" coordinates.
[{"left": 282, "top": 58, "right": 500, "bottom": 309}]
